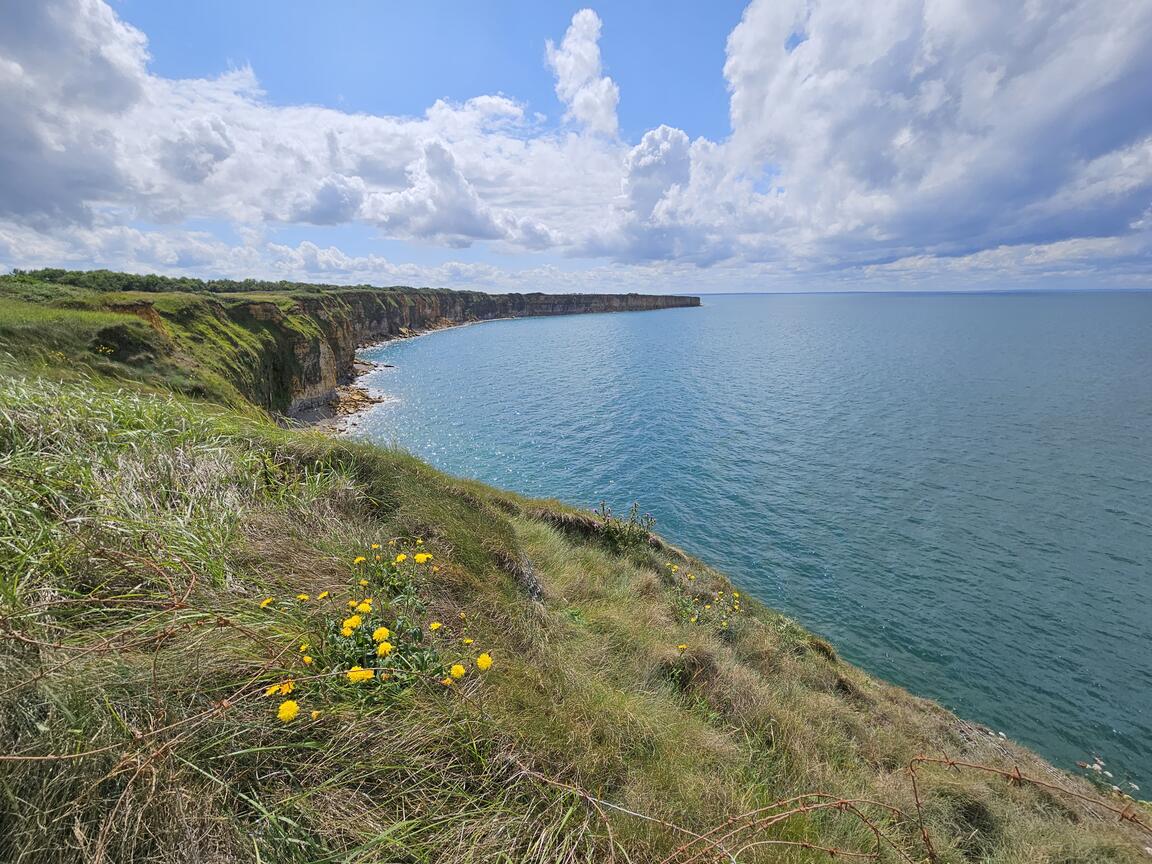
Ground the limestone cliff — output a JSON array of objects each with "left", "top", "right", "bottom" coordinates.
[{"left": 226, "top": 289, "right": 699, "bottom": 414}]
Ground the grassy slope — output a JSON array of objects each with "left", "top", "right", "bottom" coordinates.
[{"left": 0, "top": 285, "right": 1149, "bottom": 862}]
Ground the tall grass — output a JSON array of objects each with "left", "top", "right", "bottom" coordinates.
[{"left": 0, "top": 373, "right": 1147, "bottom": 862}]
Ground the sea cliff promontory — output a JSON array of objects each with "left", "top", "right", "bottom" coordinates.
[
  {"left": 0, "top": 269, "right": 1148, "bottom": 863},
  {"left": 1, "top": 269, "right": 698, "bottom": 415}
]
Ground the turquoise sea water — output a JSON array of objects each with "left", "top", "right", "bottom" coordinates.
[{"left": 355, "top": 292, "right": 1152, "bottom": 785}]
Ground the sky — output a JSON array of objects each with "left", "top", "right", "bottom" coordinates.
[{"left": 1, "top": 0, "right": 1150, "bottom": 293}]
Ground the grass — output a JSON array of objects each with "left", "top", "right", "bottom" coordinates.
[{"left": 1, "top": 371, "right": 1149, "bottom": 863}]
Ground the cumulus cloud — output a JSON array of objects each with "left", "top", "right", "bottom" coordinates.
[
  {"left": 546, "top": 9, "right": 620, "bottom": 137},
  {"left": 1, "top": 0, "right": 1150, "bottom": 290}
]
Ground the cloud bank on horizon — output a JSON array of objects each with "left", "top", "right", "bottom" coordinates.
[{"left": 1, "top": 0, "right": 1150, "bottom": 292}]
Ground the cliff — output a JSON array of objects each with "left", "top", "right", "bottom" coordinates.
[
  {"left": 0, "top": 269, "right": 699, "bottom": 414},
  {"left": 0, "top": 269, "right": 1148, "bottom": 863}
]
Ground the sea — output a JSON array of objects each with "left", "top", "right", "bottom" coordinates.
[{"left": 353, "top": 291, "right": 1152, "bottom": 786}]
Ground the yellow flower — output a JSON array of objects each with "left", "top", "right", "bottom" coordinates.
[
  {"left": 416, "top": 538, "right": 424, "bottom": 545},
  {"left": 414, "top": 552, "right": 433, "bottom": 564},
  {"left": 358, "top": 579, "right": 369, "bottom": 587},
  {"left": 353, "top": 556, "right": 366, "bottom": 565},
  {"left": 677, "top": 644, "right": 688, "bottom": 653},
  {"left": 704, "top": 604, "right": 711, "bottom": 610},
  {"left": 260, "top": 597, "right": 274, "bottom": 609},
  {"left": 372, "top": 626, "right": 390, "bottom": 642},
  {"left": 687, "top": 574, "right": 696, "bottom": 581},
  {"left": 388, "top": 539, "right": 396, "bottom": 547},
  {"left": 690, "top": 617, "right": 698, "bottom": 624},
  {"left": 310, "top": 710, "right": 321, "bottom": 720},
  {"left": 721, "top": 620, "right": 729, "bottom": 628},
  {"left": 376, "top": 641, "right": 393, "bottom": 657},
  {"left": 277, "top": 700, "right": 299, "bottom": 722},
  {"left": 458, "top": 612, "right": 466, "bottom": 620},
  {"left": 371, "top": 543, "right": 381, "bottom": 550},
  {"left": 733, "top": 591, "right": 740, "bottom": 598},
  {"left": 299, "top": 642, "right": 309, "bottom": 652},
  {"left": 671, "top": 565, "right": 679, "bottom": 573},
  {"left": 346, "top": 666, "right": 375, "bottom": 683},
  {"left": 429, "top": 621, "right": 442, "bottom": 631},
  {"left": 476, "top": 652, "right": 493, "bottom": 671},
  {"left": 296, "top": 593, "right": 310, "bottom": 602},
  {"left": 461, "top": 637, "right": 474, "bottom": 645},
  {"left": 394, "top": 553, "right": 407, "bottom": 563},
  {"left": 317, "top": 591, "right": 329, "bottom": 600},
  {"left": 347, "top": 600, "right": 357, "bottom": 608},
  {"left": 440, "top": 677, "right": 454, "bottom": 687},
  {"left": 302, "top": 655, "right": 313, "bottom": 665},
  {"left": 279, "top": 679, "right": 295, "bottom": 696},
  {"left": 342, "top": 615, "right": 362, "bottom": 630},
  {"left": 450, "top": 663, "right": 466, "bottom": 679},
  {"left": 264, "top": 684, "right": 279, "bottom": 697},
  {"left": 355, "top": 601, "right": 372, "bottom": 614},
  {"left": 432, "top": 566, "right": 440, "bottom": 573}
]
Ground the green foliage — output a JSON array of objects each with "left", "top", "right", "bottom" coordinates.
[{"left": 594, "top": 500, "right": 657, "bottom": 551}]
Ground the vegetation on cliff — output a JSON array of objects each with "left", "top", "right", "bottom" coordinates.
[{"left": 0, "top": 274, "right": 1148, "bottom": 862}]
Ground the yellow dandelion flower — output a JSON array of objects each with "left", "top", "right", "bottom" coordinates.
[
  {"left": 310, "top": 710, "right": 321, "bottom": 720},
  {"left": 355, "top": 601, "right": 372, "bottom": 614},
  {"left": 687, "top": 574, "right": 696, "bottom": 581},
  {"left": 264, "top": 684, "right": 279, "bottom": 697},
  {"left": 671, "top": 565, "right": 679, "bottom": 573},
  {"left": 376, "top": 641, "right": 393, "bottom": 657},
  {"left": 279, "top": 679, "right": 295, "bottom": 696},
  {"left": 371, "top": 543, "right": 380, "bottom": 550},
  {"left": 416, "top": 538, "right": 423, "bottom": 545},
  {"left": 677, "top": 643, "right": 688, "bottom": 653},
  {"left": 690, "top": 617, "right": 698, "bottom": 624},
  {"left": 394, "top": 553, "right": 407, "bottom": 564},
  {"left": 277, "top": 700, "right": 299, "bottom": 722},
  {"left": 462, "top": 637, "right": 474, "bottom": 645},
  {"left": 429, "top": 621, "right": 442, "bottom": 631},
  {"left": 317, "top": 591, "right": 329, "bottom": 600},
  {"left": 374, "top": 555, "right": 381, "bottom": 561},
  {"left": 342, "top": 614, "right": 362, "bottom": 630},
  {"left": 441, "top": 677, "right": 454, "bottom": 687},
  {"left": 358, "top": 579, "right": 369, "bottom": 587},
  {"left": 299, "top": 642, "right": 309, "bottom": 652},
  {"left": 721, "top": 620, "right": 729, "bottom": 628},
  {"left": 372, "top": 626, "right": 390, "bottom": 642},
  {"left": 432, "top": 566, "right": 440, "bottom": 573},
  {"left": 388, "top": 539, "right": 396, "bottom": 547},
  {"left": 260, "top": 597, "right": 274, "bottom": 609},
  {"left": 346, "top": 600, "right": 357, "bottom": 608},
  {"left": 340, "top": 626, "right": 353, "bottom": 637},
  {"left": 733, "top": 592, "right": 740, "bottom": 598},
  {"left": 704, "top": 604, "right": 711, "bottom": 610},
  {"left": 476, "top": 652, "right": 493, "bottom": 671},
  {"left": 296, "top": 593, "right": 310, "bottom": 602},
  {"left": 346, "top": 666, "right": 375, "bottom": 683},
  {"left": 353, "top": 556, "right": 366, "bottom": 565},
  {"left": 458, "top": 612, "right": 466, "bottom": 620},
  {"left": 450, "top": 663, "right": 466, "bottom": 679},
  {"left": 302, "top": 655, "right": 313, "bottom": 665},
  {"left": 414, "top": 552, "right": 433, "bottom": 564}
]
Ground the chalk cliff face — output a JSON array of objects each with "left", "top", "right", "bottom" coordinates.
[{"left": 219, "top": 290, "right": 699, "bottom": 414}]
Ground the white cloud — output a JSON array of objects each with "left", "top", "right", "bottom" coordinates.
[
  {"left": 545, "top": 9, "right": 620, "bottom": 137},
  {"left": 0, "top": 0, "right": 1150, "bottom": 291}
]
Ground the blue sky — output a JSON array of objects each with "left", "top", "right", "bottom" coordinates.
[
  {"left": 1, "top": 0, "right": 1150, "bottom": 292},
  {"left": 116, "top": 1, "right": 748, "bottom": 142}
]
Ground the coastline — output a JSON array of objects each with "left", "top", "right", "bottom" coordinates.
[{"left": 299, "top": 315, "right": 513, "bottom": 434}]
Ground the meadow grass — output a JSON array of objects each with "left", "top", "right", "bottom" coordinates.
[{"left": 0, "top": 371, "right": 1148, "bottom": 863}]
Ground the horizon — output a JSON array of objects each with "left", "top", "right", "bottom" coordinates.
[{"left": 2, "top": 1, "right": 1151, "bottom": 294}]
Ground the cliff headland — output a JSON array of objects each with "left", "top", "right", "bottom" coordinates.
[{"left": 0, "top": 269, "right": 1147, "bottom": 863}]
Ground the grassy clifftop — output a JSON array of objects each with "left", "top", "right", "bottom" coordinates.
[{"left": 0, "top": 276, "right": 1148, "bottom": 862}]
